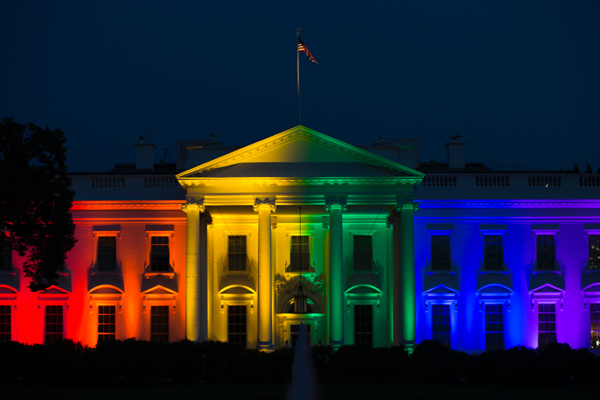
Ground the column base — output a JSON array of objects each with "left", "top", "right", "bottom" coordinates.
[
  {"left": 402, "top": 341, "right": 416, "bottom": 355},
  {"left": 256, "top": 343, "right": 275, "bottom": 352}
]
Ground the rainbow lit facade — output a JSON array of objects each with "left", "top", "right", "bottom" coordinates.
[{"left": 1, "top": 126, "right": 599, "bottom": 353}]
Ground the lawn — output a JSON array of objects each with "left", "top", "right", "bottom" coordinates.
[{"left": 4, "top": 382, "right": 597, "bottom": 400}]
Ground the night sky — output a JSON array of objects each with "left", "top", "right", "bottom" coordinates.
[{"left": 1, "top": 1, "right": 599, "bottom": 173}]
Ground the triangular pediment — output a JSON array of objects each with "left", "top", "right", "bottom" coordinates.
[
  {"left": 38, "top": 285, "right": 70, "bottom": 295},
  {"left": 423, "top": 284, "right": 460, "bottom": 295},
  {"left": 177, "top": 126, "right": 424, "bottom": 181},
  {"left": 141, "top": 274, "right": 178, "bottom": 294},
  {"left": 530, "top": 283, "right": 565, "bottom": 294},
  {"left": 142, "top": 287, "right": 175, "bottom": 295}
]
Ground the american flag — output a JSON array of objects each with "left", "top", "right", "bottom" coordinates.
[{"left": 297, "top": 36, "right": 318, "bottom": 64}]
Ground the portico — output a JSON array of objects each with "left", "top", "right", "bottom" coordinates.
[{"left": 176, "top": 126, "right": 423, "bottom": 349}]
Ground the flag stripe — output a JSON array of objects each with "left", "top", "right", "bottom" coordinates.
[{"left": 297, "top": 36, "right": 318, "bottom": 64}]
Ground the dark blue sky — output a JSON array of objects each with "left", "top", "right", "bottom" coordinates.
[{"left": 1, "top": 1, "right": 599, "bottom": 173}]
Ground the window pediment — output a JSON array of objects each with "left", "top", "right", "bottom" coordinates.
[
  {"left": 423, "top": 284, "right": 459, "bottom": 295},
  {"left": 219, "top": 285, "right": 255, "bottom": 295},
  {"left": 0, "top": 285, "right": 18, "bottom": 294},
  {"left": 345, "top": 284, "right": 382, "bottom": 295},
  {"left": 529, "top": 268, "right": 565, "bottom": 292},
  {"left": 141, "top": 274, "right": 178, "bottom": 294},
  {"left": 38, "top": 285, "right": 70, "bottom": 295},
  {"left": 89, "top": 273, "right": 124, "bottom": 293},
  {"left": 477, "top": 271, "right": 513, "bottom": 293},
  {"left": 529, "top": 282, "right": 565, "bottom": 294},
  {"left": 476, "top": 284, "right": 513, "bottom": 295},
  {"left": 582, "top": 282, "right": 600, "bottom": 293},
  {"left": 88, "top": 285, "right": 124, "bottom": 295},
  {"left": 219, "top": 274, "right": 256, "bottom": 294}
]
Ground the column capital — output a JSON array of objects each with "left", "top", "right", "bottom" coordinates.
[
  {"left": 396, "top": 201, "right": 418, "bottom": 212},
  {"left": 253, "top": 198, "right": 276, "bottom": 213},
  {"left": 324, "top": 196, "right": 347, "bottom": 212},
  {"left": 182, "top": 197, "right": 205, "bottom": 213}
]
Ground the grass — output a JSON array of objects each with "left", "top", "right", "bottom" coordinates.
[{"left": 4, "top": 382, "right": 598, "bottom": 400}]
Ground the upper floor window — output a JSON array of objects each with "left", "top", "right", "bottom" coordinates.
[
  {"left": 484, "top": 235, "right": 503, "bottom": 270},
  {"left": 228, "top": 236, "right": 247, "bottom": 272},
  {"left": 0, "top": 246, "right": 11, "bottom": 271},
  {"left": 150, "top": 236, "right": 170, "bottom": 272},
  {"left": 354, "top": 235, "right": 373, "bottom": 271},
  {"left": 589, "top": 234, "right": 600, "bottom": 270},
  {"left": 536, "top": 235, "right": 555, "bottom": 270},
  {"left": 431, "top": 235, "right": 451, "bottom": 271},
  {"left": 290, "top": 235, "right": 310, "bottom": 272},
  {"left": 97, "top": 237, "right": 117, "bottom": 272}
]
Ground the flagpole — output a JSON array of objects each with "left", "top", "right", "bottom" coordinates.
[{"left": 296, "top": 28, "right": 300, "bottom": 126}]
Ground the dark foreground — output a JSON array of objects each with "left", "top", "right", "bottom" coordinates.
[{"left": 4, "top": 383, "right": 598, "bottom": 400}]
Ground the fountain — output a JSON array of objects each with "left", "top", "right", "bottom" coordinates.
[{"left": 287, "top": 322, "right": 317, "bottom": 400}]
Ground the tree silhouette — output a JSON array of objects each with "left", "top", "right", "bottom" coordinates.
[{"left": 0, "top": 118, "right": 76, "bottom": 291}]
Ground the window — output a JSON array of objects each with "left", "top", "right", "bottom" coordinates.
[
  {"left": 485, "top": 304, "right": 504, "bottom": 351},
  {"left": 538, "top": 303, "right": 556, "bottom": 348},
  {"left": 354, "top": 304, "right": 373, "bottom": 348},
  {"left": 0, "top": 246, "right": 11, "bottom": 271},
  {"left": 589, "top": 235, "right": 600, "bottom": 270},
  {"left": 98, "top": 305, "right": 116, "bottom": 342},
  {"left": 97, "top": 237, "right": 117, "bottom": 272},
  {"left": 228, "top": 236, "right": 247, "bottom": 271},
  {"left": 150, "top": 236, "right": 170, "bottom": 272},
  {"left": 290, "top": 236, "right": 310, "bottom": 272},
  {"left": 432, "top": 304, "right": 451, "bottom": 348},
  {"left": 591, "top": 303, "right": 600, "bottom": 349},
  {"left": 290, "top": 324, "right": 311, "bottom": 347},
  {"left": 484, "top": 235, "right": 503, "bottom": 270},
  {"left": 536, "top": 235, "right": 555, "bottom": 270},
  {"left": 150, "top": 305, "right": 169, "bottom": 342},
  {"left": 228, "top": 305, "right": 247, "bottom": 348},
  {"left": 45, "top": 305, "right": 63, "bottom": 344},
  {"left": 431, "top": 235, "right": 450, "bottom": 271},
  {"left": 354, "top": 235, "right": 373, "bottom": 271},
  {"left": 0, "top": 305, "right": 10, "bottom": 342}
]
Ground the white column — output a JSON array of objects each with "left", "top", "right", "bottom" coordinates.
[
  {"left": 182, "top": 198, "right": 204, "bottom": 342},
  {"left": 254, "top": 198, "right": 276, "bottom": 351},
  {"left": 198, "top": 211, "right": 209, "bottom": 342},
  {"left": 326, "top": 197, "right": 346, "bottom": 348}
]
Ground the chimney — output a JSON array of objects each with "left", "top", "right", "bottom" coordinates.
[
  {"left": 134, "top": 135, "right": 156, "bottom": 170},
  {"left": 445, "top": 133, "right": 466, "bottom": 170}
]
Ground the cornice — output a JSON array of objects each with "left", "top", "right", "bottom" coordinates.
[
  {"left": 417, "top": 200, "right": 600, "bottom": 209},
  {"left": 178, "top": 177, "right": 422, "bottom": 188},
  {"left": 72, "top": 201, "right": 185, "bottom": 211}
]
